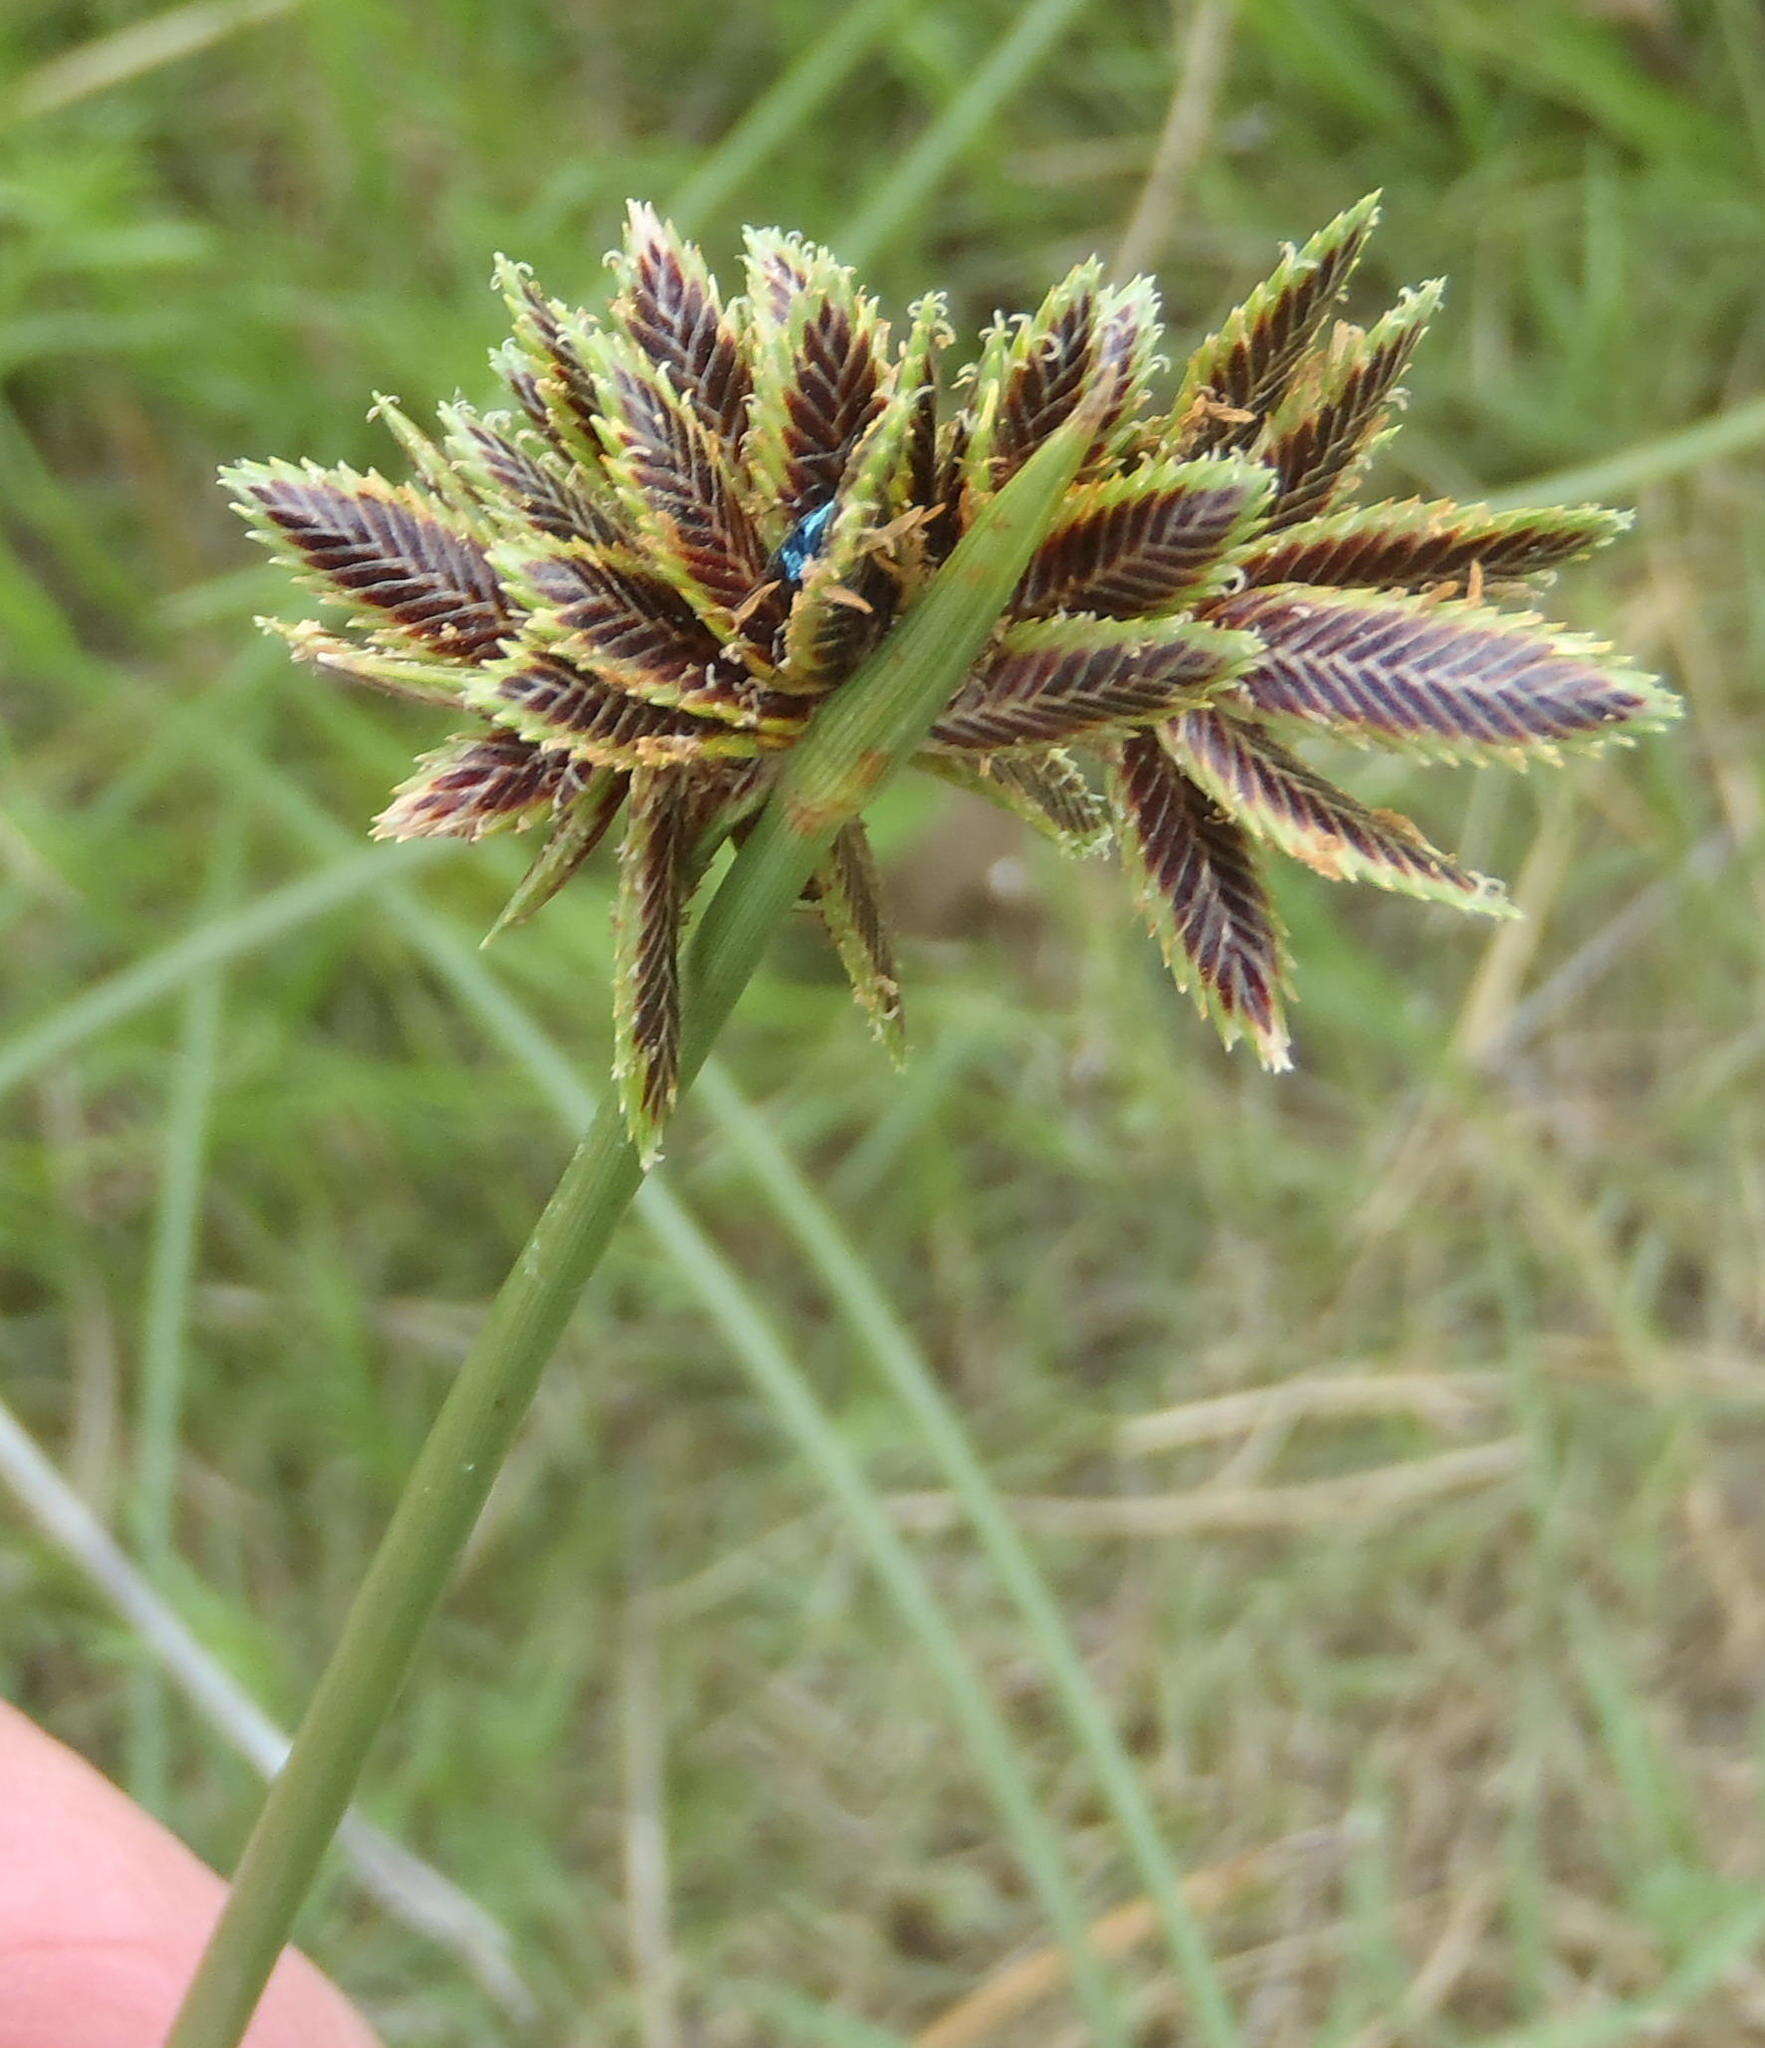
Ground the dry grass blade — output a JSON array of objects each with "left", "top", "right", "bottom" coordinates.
[
  {"left": 1111, "top": 0, "right": 1240, "bottom": 281},
  {"left": 914, "top": 1827, "right": 1349, "bottom": 2048},
  {"left": 619, "top": 1580, "right": 684, "bottom": 2048},
  {"left": 888, "top": 1439, "right": 1525, "bottom": 1537},
  {"left": 7, "top": 0, "right": 295, "bottom": 120},
  {"left": 1115, "top": 1369, "right": 1508, "bottom": 1457}
]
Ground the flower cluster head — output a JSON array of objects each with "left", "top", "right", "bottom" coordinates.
[{"left": 226, "top": 197, "right": 1675, "bottom": 1152}]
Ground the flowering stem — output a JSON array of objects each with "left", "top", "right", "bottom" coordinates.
[{"left": 165, "top": 406, "right": 1097, "bottom": 2048}]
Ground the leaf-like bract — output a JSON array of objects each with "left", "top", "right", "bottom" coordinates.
[
  {"left": 811, "top": 821, "right": 905, "bottom": 1059},
  {"left": 1012, "top": 456, "right": 1271, "bottom": 618},
  {"left": 225, "top": 460, "right": 513, "bottom": 659},
  {"left": 1167, "top": 709, "right": 1511, "bottom": 914},
  {"left": 372, "top": 732, "right": 566, "bottom": 840},
  {"left": 1262, "top": 283, "right": 1441, "bottom": 526},
  {"left": 931, "top": 614, "right": 1252, "bottom": 751},
  {"left": 1174, "top": 192, "right": 1380, "bottom": 455},
  {"left": 613, "top": 767, "right": 693, "bottom": 1162},
  {"left": 613, "top": 201, "right": 752, "bottom": 444},
  {"left": 1214, "top": 584, "right": 1677, "bottom": 761},
  {"left": 1110, "top": 730, "right": 1290, "bottom": 1067},
  {"left": 1239, "top": 497, "right": 1629, "bottom": 592}
]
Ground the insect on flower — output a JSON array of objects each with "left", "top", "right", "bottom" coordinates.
[
  {"left": 224, "top": 196, "right": 1676, "bottom": 1159},
  {"left": 772, "top": 498, "right": 838, "bottom": 590}
]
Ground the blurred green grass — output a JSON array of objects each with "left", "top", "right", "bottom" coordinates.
[{"left": 3, "top": 1, "right": 1764, "bottom": 2043}]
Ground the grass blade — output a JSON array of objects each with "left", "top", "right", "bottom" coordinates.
[
  {"left": 1488, "top": 393, "right": 1765, "bottom": 509},
  {"left": 841, "top": 0, "right": 1099, "bottom": 264},
  {"left": 697, "top": 1064, "right": 1246, "bottom": 2048},
  {"left": 6, "top": 0, "right": 297, "bottom": 122},
  {"left": 668, "top": 0, "right": 924, "bottom": 233},
  {"left": 0, "top": 840, "right": 444, "bottom": 1107},
  {"left": 127, "top": 811, "right": 243, "bottom": 1807}
]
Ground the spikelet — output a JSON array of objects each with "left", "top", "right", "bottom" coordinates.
[{"left": 228, "top": 194, "right": 1673, "bottom": 1140}]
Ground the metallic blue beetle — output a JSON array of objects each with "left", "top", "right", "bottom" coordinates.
[{"left": 772, "top": 499, "right": 836, "bottom": 591}]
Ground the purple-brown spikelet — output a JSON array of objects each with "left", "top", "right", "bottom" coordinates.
[{"left": 224, "top": 195, "right": 1676, "bottom": 1153}]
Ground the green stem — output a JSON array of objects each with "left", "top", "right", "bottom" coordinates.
[{"left": 164, "top": 410, "right": 1098, "bottom": 2048}]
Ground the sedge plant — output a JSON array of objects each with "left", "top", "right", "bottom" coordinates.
[{"left": 171, "top": 196, "right": 1675, "bottom": 2044}]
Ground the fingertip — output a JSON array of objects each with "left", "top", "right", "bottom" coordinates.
[{"left": 0, "top": 1701, "right": 378, "bottom": 2048}]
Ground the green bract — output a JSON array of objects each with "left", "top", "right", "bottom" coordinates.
[{"left": 225, "top": 196, "right": 1676, "bottom": 1153}]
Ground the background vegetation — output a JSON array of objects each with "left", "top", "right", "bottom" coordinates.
[{"left": 3, "top": 1, "right": 1763, "bottom": 2042}]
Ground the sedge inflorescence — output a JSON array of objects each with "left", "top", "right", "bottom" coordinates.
[{"left": 226, "top": 196, "right": 1674, "bottom": 1155}]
